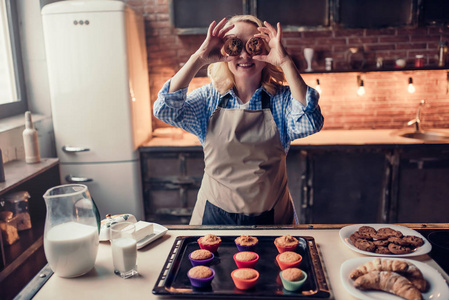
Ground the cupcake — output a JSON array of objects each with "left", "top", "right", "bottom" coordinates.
[
  {"left": 274, "top": 235, "right": 299, "bottom": 253},
  {"left": 231, "top": 268, "right": 259, "bottom": 290},
  {"left": 276, "top": 251, "right": 302, "bottom": 270},
  {"left": 235, "top": 235, "right": 258, "bottom": 252},
  {"left": 197, "top": 234, "right": 222, "bottom": 253},
  {"left": 187, "top": 266, "right": 215, "bottom": 288},
  {"left": 280, "top": 268, "right": 308, "bottom": 292},
  {"left": 189, "top": 249, "right": 214, "bottom": 266},
  {"left": 233, "top": 251, "right": 259, "bottom": 269}
]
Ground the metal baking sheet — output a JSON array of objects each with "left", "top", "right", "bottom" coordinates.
[{"left": 152, "top": 235, "right": 330, "bottom": 298}]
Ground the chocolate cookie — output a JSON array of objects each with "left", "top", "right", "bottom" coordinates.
[
  {"left": 375, "top": 246, "right": 392, "bottom": 254},
  {"left": 388, "top": 243, "right": 413, "bottom": 254},
  {"left": 350, "top": 232, "right": 364, "bottom": 244},
  {"left": 354, "top": 239, "right": 376, "bottom": 252},
  {"left": 223, "top": 37, "right": 243, "bottom": 56},
  {"left": 388, "top": 236, "right": 410, "bottom": 246},
  {"left": 245, "top": 37, "right": 265, "bottom": 56},
  {"left": 402, "top": 235, "right": 424, "bottom": 247},
  {"left": 357, "top": 226, "right": 376, "bottom": 239},
  {"left": 373, "top": 239, "right": 390, "bottom": 246},
  {"left": 372, "top": 227, "right": 403, "bottom": 240}
]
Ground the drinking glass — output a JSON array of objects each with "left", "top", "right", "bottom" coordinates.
[
  {"left": 304, "top": 48, "right": 314, "bottom": 72},
  {"left": 110, "top": 222, "right": 138, "bottom": 278}
]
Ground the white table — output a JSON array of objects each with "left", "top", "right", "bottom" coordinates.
[{"left": 31, "top": 227, "right": 449, "bottom": 300}]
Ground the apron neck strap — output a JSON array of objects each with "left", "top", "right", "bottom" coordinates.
[
  {"left": 261, "top": 90, "right": 271, "bottom": 109},
  {"left": 218, "top": 90, "right": 271, "bottom": 110}
]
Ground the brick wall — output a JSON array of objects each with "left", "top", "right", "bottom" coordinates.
[{"left": 125, "top": 0, "right": 449, "bottom": 131}]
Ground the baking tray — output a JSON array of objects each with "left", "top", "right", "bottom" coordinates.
[{"left": 152, "top": 235, "right": 330, "bottom": 298}]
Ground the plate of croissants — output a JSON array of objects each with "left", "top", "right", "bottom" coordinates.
[{"left": 340, "top": 257, "right": 449, "bottom": 300}]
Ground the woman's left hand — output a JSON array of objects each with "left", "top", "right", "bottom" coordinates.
[{"left": 253, "top": 21, "right": 291, "bottom": 67}]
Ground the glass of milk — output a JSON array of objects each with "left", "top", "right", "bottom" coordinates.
[{"left": 110, "top": 222, "right": 138, "bottom": 278}]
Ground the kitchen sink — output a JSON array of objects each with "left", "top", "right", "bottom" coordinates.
[{"left": 397, "top": 130, "right": 449, "bottom": 141}]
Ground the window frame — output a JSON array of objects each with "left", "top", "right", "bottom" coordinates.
[{"left": 0, "top": 0, "right": 27, "bottom": 119}]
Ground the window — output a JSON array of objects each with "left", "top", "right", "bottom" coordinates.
[{"left": 0, "top": 0, "right": 27, "bottom": 119}]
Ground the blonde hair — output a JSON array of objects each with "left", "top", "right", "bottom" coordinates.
[{"left": 207, "top": 15, "right": 285, "bottom": 95}]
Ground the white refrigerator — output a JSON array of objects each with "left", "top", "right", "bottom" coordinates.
[{"left": 41, "top": 0, "right": 151, "bottom": 220}]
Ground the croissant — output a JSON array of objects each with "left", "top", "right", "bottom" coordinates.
[
  {"left": 350, "top": 258, "right": 427, "bottom": 292},
  {"left": 354, "top": 271, "right": 422, "bottom": 300}
]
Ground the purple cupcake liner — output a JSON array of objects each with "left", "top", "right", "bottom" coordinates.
[
  {"left": 188, "top": 252, "right": 215, "bottom": 266},
  {"left": 235, "top": 241, "right": 258, "bottom": 252},
  {"left": 187, "top": 268, "right": 215, "bottom": 288}
]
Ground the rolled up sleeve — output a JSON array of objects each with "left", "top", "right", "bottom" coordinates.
[
  {"left": 288, "top": 86, "right": 324, "bottom": 140},
  {"left": 153, "top": 79, "right": 208, "bottom": 142}
]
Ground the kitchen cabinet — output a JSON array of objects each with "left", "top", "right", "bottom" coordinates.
[
  {"left": 140, "top": 147, "right": 204, "bottom": 224},
  {"left": 170, "top": 0, "right": 448, "bottom": 34},
  {"left": 0, "top": 159, "right": 60, "bottom": 300},
  {"left": 139, "top": 143, "right": 449, "bottom": 225},
  {"left": 300, "top": 148, "right": 390, "bottom": 224},
  {"left": 391, "top": 146, "right": 449, "bottom": 223}
]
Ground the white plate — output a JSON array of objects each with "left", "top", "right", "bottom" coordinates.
[
  {"left": 136, "top": 223, "right": 168, "bottom": 250},
  {"left": 340, "top": 257, "right": 449, "bottom": 300},
  {"left": 339, "top": 224, "right": 431, "bottom": 257}
]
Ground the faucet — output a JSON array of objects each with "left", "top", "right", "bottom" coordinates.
[{"left": 407, "top": 99, "right": 426, "bottom": 132}]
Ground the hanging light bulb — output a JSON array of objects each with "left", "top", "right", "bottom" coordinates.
[
  {"left": 357, "top": 79, "right": 365, "bottom": 96},
  {"left": 408, "top": 77, "right": 416, "bottom": 93},
  {"left": 315, "top": 79, "right": 322, "bottom": 94}
]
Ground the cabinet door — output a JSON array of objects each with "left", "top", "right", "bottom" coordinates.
[
  {"left": 308, "top": 149, "right": 388, "bottom": 224},
  {"left": 140, "top": 149, "right": 204, "bottom": 224},
  {"left": 395, "top": 148, "right": 449, "bottom": 223}
]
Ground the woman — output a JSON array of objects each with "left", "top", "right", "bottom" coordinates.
[{"left": 154, "top": 15, "right": 324, "bottom": 225}]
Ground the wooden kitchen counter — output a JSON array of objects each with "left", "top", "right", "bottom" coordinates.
[
  {"left": 21, "top": 224, "right": 449, "bottom": 300},
  {"left": 144, "top": 129, "right": 449, "bottom": 148}
]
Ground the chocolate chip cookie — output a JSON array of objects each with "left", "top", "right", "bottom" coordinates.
[
  {"left": 245, "top": 37, "right": 265, "bottom": 56},
  {"left": 223, "top": 37, "right": 243, "bottom": 56},
  {"left": 372, "top": 227, "right": 403, "bottom": 240},
  {"left": 375, "top": 246, "right": 392, "bottom": 254},
  {"left": 373, "top": 239, "right": 390, "bottom": 246},
  {"left": 388, "top": 243, "right": 413, "bottom": 254},
  {"left": 403, "top": 235, "right": 424, "bottom": 247},
  {"left": 354, "top": 239, "right": 376, "bottom": 252},
  {"left": 357, "top": 226, "right": 376, "bottom": 239}
]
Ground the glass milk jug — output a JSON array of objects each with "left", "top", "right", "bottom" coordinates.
[{"left": 43, "top": 184, "right": 99, "bottom": 277}]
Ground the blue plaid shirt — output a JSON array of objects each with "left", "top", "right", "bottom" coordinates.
[{"left": 154, "top": 80, "right": 324, "bottom": 153}]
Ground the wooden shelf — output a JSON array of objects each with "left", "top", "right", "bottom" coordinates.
[
  {"left": 0, "top": 159, "right": 60, "bottom": 299},
  {"left": 0, "top": 158, "right": 59, "bottom": 195}
]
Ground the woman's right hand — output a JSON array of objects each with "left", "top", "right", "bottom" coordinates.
[{"left": 194, "top": 18, "right": 234, "bottom": 66}]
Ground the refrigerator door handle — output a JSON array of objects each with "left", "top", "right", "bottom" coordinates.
[
  {"left": 62, "top": 146, "right": 90, "bottom": 153},
  {"left": 65, "top": 175, "right": 93, "bottom": 183}
]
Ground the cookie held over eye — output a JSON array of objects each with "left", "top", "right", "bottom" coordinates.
[
  {"left": 245, "top": 37, "right": 265, "bottom": 56},
  {"left": 223, "top": 37, "right": 243, "bottom": 56}
]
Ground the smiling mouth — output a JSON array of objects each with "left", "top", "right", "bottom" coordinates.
[{"left": 237, "top": 63, "right": 254, "bottom": 68}]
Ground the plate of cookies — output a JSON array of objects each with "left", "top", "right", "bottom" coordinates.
[
  {"left": 339, "top": 224, "right": 431, "bottom": 257},
  {"left": 340, "top": 257, "right": 449, "bottom": 299}
]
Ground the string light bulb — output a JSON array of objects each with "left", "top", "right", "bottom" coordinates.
[
  {"left": 408, "top": 77, "right": 416, "bottom": 93},
  {"left": 357, "top": 79, "right": 365, "bottom": 96},
  {"left": 315, "top": 79, "right": 322, "bottom": 94}
]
